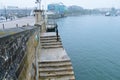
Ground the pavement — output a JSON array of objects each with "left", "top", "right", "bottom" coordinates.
[
  {"left": 38, "top": 48, "right": 70, "bottom": 62},
  {"left": 0, "top": 16, "right": 35, "bottom": 29}
]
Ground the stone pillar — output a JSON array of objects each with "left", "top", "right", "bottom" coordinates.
[
  {"left": 34, "top": 10, "right": 43, "bottom": 24},
  {"left": 34, "top": 10, "right": 46, "bottom": 33}
]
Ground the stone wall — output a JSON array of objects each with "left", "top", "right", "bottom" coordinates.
[
  {"left": 0, "top": 26, "right": 39, "bottom": 80},
  {"left": 18, "top": 28, "right": 39, "bottom": 80}
]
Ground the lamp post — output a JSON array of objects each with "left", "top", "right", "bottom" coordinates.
[
  {"left": 4, "top": 6, "right": 7, "bottom": 21},
  {"left": 35, "top": 0, "right": 41, "bottom": 10}
]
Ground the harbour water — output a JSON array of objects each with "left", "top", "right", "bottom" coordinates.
[{"left": 57, "top": 15, "right": 120, "bottom": 80}]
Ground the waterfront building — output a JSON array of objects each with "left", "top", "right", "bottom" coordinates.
[{"left": 47, "top": 3, "right": 67, "bottom": 18}]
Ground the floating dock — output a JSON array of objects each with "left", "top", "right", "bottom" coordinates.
[{"left": 38, "top": 32, "right": 75, "bottom": 80}]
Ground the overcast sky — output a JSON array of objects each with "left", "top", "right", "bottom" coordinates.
[{"left": 0, "top": 0, "right": 120, "bottom": 9}]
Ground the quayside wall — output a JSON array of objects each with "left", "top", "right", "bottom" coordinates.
[{"left": 0, "top": 26, "right": 39, "bottom": 80}]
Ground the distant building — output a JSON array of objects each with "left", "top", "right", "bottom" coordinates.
[
  {"left": 7, "top": 6, "right": 19, "bottom": 9},
  {"left": 47, "top": 3, "right": 67, "bottom": 15}
]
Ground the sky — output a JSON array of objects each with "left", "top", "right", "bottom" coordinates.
[{"left": 0, "top": 0, "right": 120, "bottom": 9}]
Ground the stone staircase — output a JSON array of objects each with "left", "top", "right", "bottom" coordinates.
[
  {"left": 40, "top": 35, "right": 63, "bottom": 49},
  {"left": 38, "top": 60, "right": 75, "bottom": 80},
  {"left": 38, "top": 33, "right": 75, "bottom": 80}
]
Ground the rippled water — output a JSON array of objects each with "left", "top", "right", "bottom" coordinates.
[{"left": 57, "top": 16, "right": 120, "bottom": 80}]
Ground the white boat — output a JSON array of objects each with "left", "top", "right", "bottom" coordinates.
[
  {"left": 105, "top": 12, "right": 111, "bottom": 16},
  {"left": 0, "top": 16, "right": 6, "bottom": 22}
]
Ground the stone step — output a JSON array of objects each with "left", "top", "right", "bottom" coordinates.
[
  {"left": 39, "top": 60, "right": 71, "bottom": 64},
  {"left": 41, "top": 42, "right": 62, "bottom": 46},
  {"left": 39, "top": 66, "right": 73, "bottom": 72},
  {"left": 39, "top": 64, "right": 72, "bottom": 68},
  {"left": 40, "top": 39, "right": 61, "bottom": 43},
  {"left": 39, "top": 75, "right": 75, "bottom": 80},
  {"left": 42, "top": 44, "right": 62, "bottom": 47},
  {"left": 68, "top": 76, "right": 75, "bottom": 80},
  {"left": 39, "top": 71, "right": 74, "bottom": 77},
  {"left": 42, "top": 45, "right": 63, "bottom": 49},
  {"left": 39, "top": 62, "right": 72, "bottom": 67},
  {"left": 40, "top": 38, "right": 61, "bottom": 41},
  {"left": 38, "top": 60, "right": 71, "bottom": 64},
  {"left": 40, "top": 35, "right": 60, "bottom": 38},
  {"left": 40, "top": 36, "right": 60, "bottom": 40},
  {"left": 69, "top": 76, "right": 75, "bottom": 80}
]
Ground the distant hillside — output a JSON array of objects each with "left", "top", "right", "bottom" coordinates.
[
  {"left": 66, "top": 5, "right": 102, "bottom": 16},
  {"left": 68, "top": 5, "right": 83, "bottom": 11},
  {"left": 66, "top": 5, "right": 85, "bottom": 15}
]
